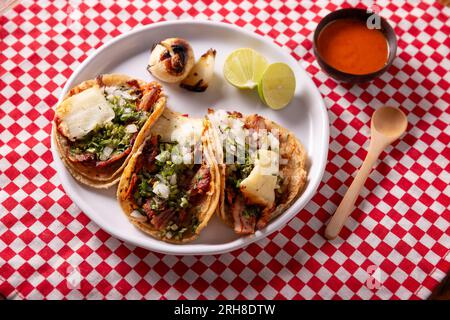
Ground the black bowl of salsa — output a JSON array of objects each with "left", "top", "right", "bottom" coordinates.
[{"left": 313, "top": 8, "right": 397, "bottom": 83}]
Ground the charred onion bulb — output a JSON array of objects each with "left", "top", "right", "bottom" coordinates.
[{"left": 147, "top": 38, "right": 195, "bottom": 83}]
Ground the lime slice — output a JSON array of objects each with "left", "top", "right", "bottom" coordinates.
[
  {"left": 223, "top": 48, "right": 268, "bottom": 89},
  {"left": 257, "top": 62, "right": 296, "bottom": 110}
]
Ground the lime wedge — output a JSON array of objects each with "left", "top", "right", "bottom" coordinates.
[
  {"left": 257, "top": 62, "right": 296, "bottom": 110},
  {"left": 223, "top": 48, "right": 268, "bottom": 89}
]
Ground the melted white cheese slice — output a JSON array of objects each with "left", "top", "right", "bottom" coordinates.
[
  {"left": 170, "top": 120, "right": 203, "bottom": 146},
  {"left": 240, "top": 149, "right": 279, "bottom": 207},
  {"left": 56, "top": 87, "right": 115, "bottom": 141},
  {"left": 151, "top": 109, "right": 202, "bottom": 145}
]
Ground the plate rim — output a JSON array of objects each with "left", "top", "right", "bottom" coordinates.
[{"left": 51, "top": 20, "right": 329, "bottom": 255}]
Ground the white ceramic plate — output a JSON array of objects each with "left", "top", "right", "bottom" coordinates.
[{"left": 51, "top": 20, "right": 329, "bottom": 255}]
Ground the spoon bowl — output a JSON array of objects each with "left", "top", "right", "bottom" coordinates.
[{"left": 372, "top": 106, "right": 408, "bottom": 140}]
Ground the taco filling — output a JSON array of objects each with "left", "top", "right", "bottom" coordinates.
[
  {"left": 55, "top": 76, "right": 162, "bottom": 169},
  {"left": 209, "top": 110, "right": 290, "bottom": 235},
  {"left": 123, "top": 135, "right": 212, "bottom": 241}
]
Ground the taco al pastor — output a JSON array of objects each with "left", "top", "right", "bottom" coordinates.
[
  {"left": 207, "top": 109, "right": 308, "bottom": 235},
  {"left": 53, "top": 74, "right": 166, "bottom": 188},
  {"left": 117, "top": 108, "right": 220, "bottom": 243}
]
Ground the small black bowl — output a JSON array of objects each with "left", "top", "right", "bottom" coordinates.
[{"left": 313, "top": 8, "right": 397, "bottom": 83}]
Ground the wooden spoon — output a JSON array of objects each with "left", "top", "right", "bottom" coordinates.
[{"left": 325, "top": 106, "right": 408, "bottom": 240}]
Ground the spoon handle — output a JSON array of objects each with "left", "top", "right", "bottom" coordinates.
[{"left": 325, "top": 149, "right": 381, "bottom": 240}]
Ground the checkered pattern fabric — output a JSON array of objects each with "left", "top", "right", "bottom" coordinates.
[{"left": 0, "top": 0, "right": 449, "bottom": 300}]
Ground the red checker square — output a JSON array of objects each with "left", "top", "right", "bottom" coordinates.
[
  {"left": 299, "top": 225, "right": 316, "bottom": 241},
  {"left": 17, "top": 262, "right": 35, "bottom": 278},
  {"left": 133, "top": 261, "right": 151, "bottom": 277},
  {"left": 3, "top": 182, "right": 19, "bottom": 197},
  {"left": 96, "top": 279, "right": 113, "bottom": 296},
  {"left": 172, "top": 261, "right": 189, "bottom": 276},
  {"left": 357, "top": 242, "right": 376, "bottom": 257},
  {"left": 114, "top": 244, "right": 132, "bottom": 260},
  {"left": 37, "top": 246, "right": 56, "bottom": 260},
  {"left": 0, "top": 281, "right": 16, "bottom": 298},
  {"left": 323, "top": 258, "right": 341, "bottom": 275},
  {"left": 135, "top": 279, "right": 151, "bottom": 296},
  {"left": 326, "top": 276, "right": 345, "bottom": 293},
  {"left": 288, "top": 277, "right": 305, "bottom": 291},
  {"left": 284, "top": 257, "right": 302, "bottom": 274},
  {"left": 399, "top": 258, "right": 416, "bottom": 274},
  {"left": 1, "top": 213, "right": 19, "bottom": 229},
  {"left": 173, "top": 278, "right": 190, "bottom": 293},
  {"left": 0, "top": 263, "right": 15, "bottom": 280},
  {"left": 75, "top": 228, "right": 93, "bottom": 243},
  {"left": 191, "top": 259, "right": 208, "bottom": 274},
  {"left": 153, "top": 261, "right": 170, "bottom": 277},
  {"left": 394, "top": 239, "right": 413, "bottom": 256},
  {"left": 352, "top": 223, "right": 370, "bottom": 240},
  {"left": 0, "top": 247, "right": 15, "bottom": 262},
  {"left": 436, "top": 192, "right": 449, "bottom": 208},
  {"left": 16, "top": 280, "right": 34, "bottom": 298},
  {"left": 372, "top": 223, "right": 389, "bottom": 240},
  {"left": 17, "top": 229, "right": 37, "bottom": 245},
  {"left": 306, "top": 275, "right": 325, "bottom": 292},
  {"left": 211, "top": 277, "right": 229, "bottom": 292},
  {"left": 56, "top": 244, "right": 74, "bottom": 258},
  {"left": 427, "top": 225, "right": 444, "bottom": 240},
  {"left": 402, "top": 277, "right": 420, "bottom": 293},
  {"left": 192, "top": 277, "right": 209, "bottom": 292},
  {"left": 431, "top": 242, "right": 448, "bottom": 257},
  {"left": 269, "top": 275, "right": 287, "bottom": 291},
  {"left": 56, "top": 228, "right": 75, "bottom": 243},
  {"left": 400, "top": 193, "right": 416, "bottom": 208},
  {"left": 54, "top": 279, "right": 72, "bottom": 297},
  {"left": 264, "top": 241, "right": 281, "bottom": 256},
  {"left": 75, "top": 212, "right": 92, "bottom": 226},
  {"left": 77, "top": 244, "right": 94, "bottom": 259},
  {"left": 94, "top": 261, "right": 113, "bottom": 278},
  {"left": 155, "top": 279, "right": 171, "bottom": 295},
  {"left": 19, "top": 212, "right": 37, "bottom": 228},
  {"left": 115, "top": 278, "right": 132, "bottom": 295},
  {"left": 0, "top": 231, "right": 16, "bottom": 249},
  {"left": 95, "top": 244, "right": 112, "bottom": 259},
  {"left": 303, "top": 257, "right": 321, "bottom": 274},
  {"left": 282, "top": 241, "right": 300, "bottom": 257},
  {"left": 247, "top": 258, "right": 264, "bottom": 273},
  {"left": 376, "top": 241, "right": 394, "bottom": 257},
  {"left": 267, "top": 259, "right": 283, "bottom": 274}
]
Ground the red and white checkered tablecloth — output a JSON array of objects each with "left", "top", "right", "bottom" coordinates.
[{"left": 0, "top": 0, "right": 449, "bottom": 300}]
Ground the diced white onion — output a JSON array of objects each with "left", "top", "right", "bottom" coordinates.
[
  {"left": 171, "top": 153, "right": 183, "bottom": 164},
  {"left": 153, "top": 181, "right": 170, "bottom": 199},
  {"left": 99, "top": 146, "right": 114, "bottom": 161},
  {"left": 104, "top": 86, "right": 117, "bottom": 95},
  {"left": 119, "top": 91, "right": 133, "bottom": 100},
  {"left": 130, "top": 210, "right": 147, "bottom": 222},
  {"left": 182, "top": 153, "right": 192, "bottom": 164},
  {"left": 125, "top": 124, "right": 138, "bottom": 133},
  {"left": 155, "top": 150, "right": 170, "bottom": 163},
  {"left": 268, "top": 132, "right": 279, "bottom": 150},
  {"left": 169, "top": 174, "right": 177, "bottom": 185},
  {"left": 104, "top": 86, "right": 136, "bottom": 102}
]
